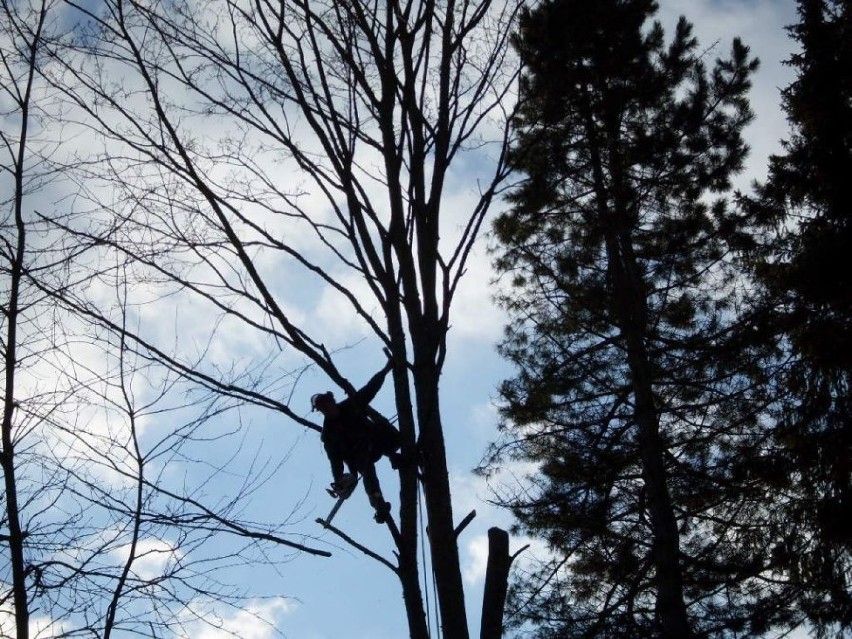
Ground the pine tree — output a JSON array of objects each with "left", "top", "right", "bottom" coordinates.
[
  {"left": 741, "top": 0, "right": 851, "bottom": 631},
  {"left": 486, "top": 1, "right": 791, "bottom": 636}
]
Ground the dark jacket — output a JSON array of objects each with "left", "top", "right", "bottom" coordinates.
[{"left": 321, "top": 365, "right": 400, "bottom": 482}]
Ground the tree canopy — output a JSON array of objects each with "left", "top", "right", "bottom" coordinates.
[
  {"left": 485, "top": 0, "right": 818, "bottom": 636},
  {"left": 740, "top": 0, "right": 852, "bottom": 630}
]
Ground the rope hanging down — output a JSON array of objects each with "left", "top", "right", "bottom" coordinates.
[{"left": 418, "top": 478, "right": 442, "bottom": 639}]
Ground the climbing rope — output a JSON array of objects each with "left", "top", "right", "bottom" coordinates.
[
  {"left": 393, "top": 412, "right": 442, "bottom": 637},
  {"left": 418, "top": 478, "right": 442, "bottom": 639}
]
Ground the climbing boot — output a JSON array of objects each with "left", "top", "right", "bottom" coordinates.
[
  {"left": 369, "top": 492, "right": 391, "bottom": 523},
  {"left": 373, "top": 501, "right": 391, "bottom": 524}
]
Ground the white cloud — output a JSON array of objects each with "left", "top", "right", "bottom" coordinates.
[
  {"left": 462, "top": 529, "right": 553, "bottom": 587},
  {"left": 451, "top": 471, "right": 493, "bottom": 523},
  {"left": 448, "top": 240, "right": 507, "bottom": 345},
  {"left": 111, "top": 537, "right": 184, "bottom": 581},
  {"left": 313, "top": 271, "right": 380, "bottom": 342},
  {"left": 0, "top": 601, "right": 67, "bottom": 639},
  {"left": 463, "top": 534, "right": 491, "bottom": 584},
  {"left": 180, "top": 597, "right": 298, "bottom": 639},
  {"left": 467, "top": 399, "right": 503, "bottom": 446},
  {"left": 451, "top": 461, "right": 538, "bottom": 586},
  {"left": 2, "top": 4, "right": 809, "bottom": 639}
]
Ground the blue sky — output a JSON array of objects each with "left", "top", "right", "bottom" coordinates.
[
  {"left": 252, "top": 3, "right": 802, "bottom": 636},
  {"left": 1, "top": 1, "right": 803, "bottom": 637}
]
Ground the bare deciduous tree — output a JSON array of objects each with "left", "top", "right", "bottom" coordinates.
[
  {"left": 2, "top": 2, "right": 61, "bottom": 633},
  {"left": 51, "top": 0, "right": 523, "bottom": 636},
  {"left": 3, "top": 2, "right": 328, "bottom": 636}
]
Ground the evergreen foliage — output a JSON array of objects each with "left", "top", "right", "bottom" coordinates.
[
  {"left": 485, "top": 0, "right": 808, "bottom": 636},
  {"left": 740, "top": 0, "right": 852, "bottom": 631}
]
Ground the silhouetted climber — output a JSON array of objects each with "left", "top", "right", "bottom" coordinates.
[{"left": 312, "top": 351, "right": 401, "bottom": 523}]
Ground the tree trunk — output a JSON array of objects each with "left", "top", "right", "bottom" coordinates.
[
  {"left": 1, "top": 8, "right": 41, "bottom": 631},
  {"left": 397, "top": 544, "right": 431, "bottom": 639},
  {"left": 385, "top": 314, "right": 431, "bottom": 639},
  {"left": 1, "top": 153, "right": 30, "bottom": 639},
  {"left": 415, "top": 364, "right": 470, "bottom": 639},
  {"left": 622, "top": 322, "right": 693, "bottom": 639},
  {"left": 608, "top": 219, "right": 692, "bottom": 638},
  {"left": 480, "top": 528, "right": 511, "bottom": 639},
  {"left": 583, "top": 85, "right": 692, "bottom": 637}
]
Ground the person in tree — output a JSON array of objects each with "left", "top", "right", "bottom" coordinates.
[{"left": 311, "top": 352, "right": 401, "bottom": 523}]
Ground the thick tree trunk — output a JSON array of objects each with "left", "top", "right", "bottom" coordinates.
[
  {"left": 414, "top": 365, "right": 470, "bottom": 639},
  {"left": 609, "top": 228, "right": 692, "bottom": 638},
  {"left": 622, "top": 325, "right": 692, "bottom": 639},
  {"left": 398, "top": 545, "right": 431, "bottom": 639},
  {"left": 582, "top": 90, "right": 692, "bottom": 637},
  {"left": 385, "top": 326, "right": 431, "bottom": 639},
  {"left": 480, "top": 527, "right": 511, "bottom": 639}
]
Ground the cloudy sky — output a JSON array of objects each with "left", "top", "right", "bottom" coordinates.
[
  {"left": 259, "top": 2, "right": 802, "bottom": 637},
  {"left": 2, "top": 1, "right": 802, "bottom": 637}
]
